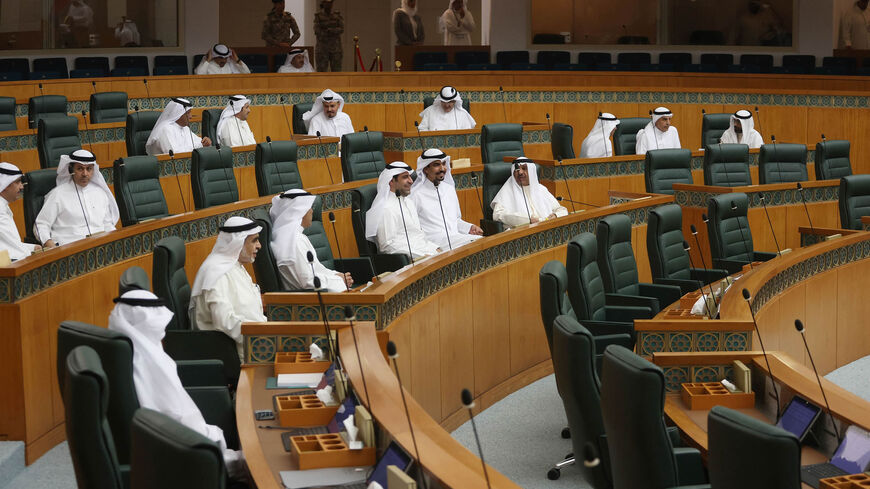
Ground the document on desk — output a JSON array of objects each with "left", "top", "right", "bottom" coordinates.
[
  {"left": 279, "top": 466, "right": 370, "bottom": 488},
  {"left": 276, "top": 373, "right": 324, "bottom": 388}
]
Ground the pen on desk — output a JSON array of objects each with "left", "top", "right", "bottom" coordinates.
[{"left": 257, "top": 425, "right": 294, "bottom": 431}]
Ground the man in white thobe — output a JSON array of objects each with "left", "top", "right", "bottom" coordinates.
[
  {"left": 108, "top": 289, "right": 246, "bottom": 478},
  {"left": 146, "top": 98, "right": 212, "bottom": 156},
  {"left": 367, "top": 162, "right": 440, "bottom": 260},
  {"left": 418, "top": 86, "right": 476, "bottom": 131},
  {"left": 719, "top": 109, "right": 764, "bottom": 148},
  {"left": 270, "top": 189, "right": 352, "bottom": 292},
  {"left": 636, "top": 107, "right": 681, "bottom": 155},
  {"left": 304, "top": 89, "right": 354, "bottom": 138},
  {"left": 491, "top": 157, "right": 567, "bottom": 229},
  {"left": 190, "top": 216, "right": 267, "bottom": 360},
  {"left": 113, "top": 17, "right": 140, "bottom": 47},
  {"left": 34, "top": 150, "right": 119, "bottom": 248},
  {"left": 194, "top": 44, "right": 251, "bottom": 75},
  {"left": 278, "top": 48, "right": 315, "bottom": 73},
  {"left": 841, "top": 0, "right": 870, "bottom": 49},
  {"left": 0, "top": 163, "right": 40, "bottom": 260},
  {"left": 439, "top": 0, "right": 475, "bottom": 46},
  {"left": 579, "top": 113, "right": 620, "bottom": 158},
  {"left": 216, "top": 95, "right": 256, "bottom": 148},
  {"left": 410, "top": 148, "right": 482, "bottom": 250}
]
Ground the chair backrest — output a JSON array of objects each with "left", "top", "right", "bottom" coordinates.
[
  {"left": 126, "top": 111, "right": 161, "bottom": 157},
  {"left": 701, "top": 112, "right": 732, "bottom": 147},
  {"left": 90, "top": 92, "right": 128, "bottom": 124},
  {"left": 152, "top": 236, "right": 192, "bottom": 331},
  {"left": 0, "top": 58, "right": 29, "bottom": 78},
  {"left": 63, "top": 346, "right": 125, "bottom": 489},
  {"left": 113, "top": 156, "right": 170, "bottom": 226},
  {"left": 115, "top": 55, "right": 148, "bottom": 70},
  {"left": 153, "top": 55, "right": 188, "bottom": 69},
  {"left": 566, "top": 233, "right": 607, "bottom": 321},
  {"left": 707, "top": 192, "right": 754, "bottom": 262},
  {"left": 537, "top": 50, "right": 571, "bottom": 67},
  {"left": 703, "top": 143, "right": 751, "bottom": 187},
  {"left": 758, "top": 143, "right": 808, "bottom": 184},
  {"left": 482, "top": 162, "right": 512, "bottom": 221},
  {"left": 596, "top": 214, "right": 640, "bottom": 295},
  {"left": 303, "top": 196, "right": 337, "bottom": 270},
  {"left": 28, "top": 94, "right": 68, "bottom": 129},
  {"left": 191, "top": 147, "right": 239, "bottom": 209},
  {"left": 251, "top": 208, "right": 283, "bottom": 293},
  {"left": 496, "top": 50, "right": 529, "bottom": 68},
  {"left": 612, "top": 117, "right": 648, "bottom": 156},
  {"left": 550, "top": 122, "right": 575, "bottom": 160},
  {"left": 644, "top": 148, "right": 692, "bottom": 194},
  {"left": 617, "top": 52, "right": 652, "bottom": 65},
  {"left": 578, "top": 52, "right": 612, "bottom": 67},
  {"left": 341, "top": 131, "right": 386, "bottom": 182},
  {"left": 254, "top": 140, "right": 302, "bottom": 196},
  {"left": 658, "top": 52, "right": 692, "bottom": 69},
  {"left": 23, "top": 169, "right": 57, "bottom": 243},
  {"left": 740, "top": 54, "right": 774, "bottom": 71},
  {"left": 292, "top": 102, "right": 313, "bottom": 135},
  {"left": 350, "top": 183, "right": 379, "bottom": 257},
  {"left": 422, "top": 96, "right": 471, "bottom": 113},
  {"left": 815, "top": 140, "right": 852, "bottom": 180},
  {"left": 131, "top": 408, "right": 226, "bottom": 489},
  {"left": 539, "top": 261, "right": 574, "bottom": 353},
  {"left": 480, "top": 123, "right": 524, "bottom": 165},
  {"left": 0, "top": 96, "right": 17, "bottom": 131},
  {"left": 33, "top": 57, "right": 69, "bottom": 77},
  {"left": 839, "top": 174, "right": 870, "bottom": 230},
  {"left": 37, "top": 116, "right": 81, "bottom": 169},
  {"left": 119, "top": 265, "right": 151, "bottom": 295},
  {"left": 700, "top": 53, "right": 733, "bottom": 66},
  {"left": 455, "top": 50, "right": 489, "bottom": 67},
  {"left": 707, "top": 405, "right": 801, "bottom": 489},
  {"left": 200, "top": 109, "right": 222, "bottom": 144},
  {"left": 647, "top": 204, "right": 691, "bottom": 281},
  {"left": 782, "top": 54, "right": 815, "bottom": 73}
]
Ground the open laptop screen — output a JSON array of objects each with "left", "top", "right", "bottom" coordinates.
[
  {"left": 366, "top": 441, "right": 413, "bottom": 487},
  {"left": 831, "top": 425, "right": 870, "bottom": 474},
  {"left": 776, "top": 396, "right": 821, "bottom": 442}
]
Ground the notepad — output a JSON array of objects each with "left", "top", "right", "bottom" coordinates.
[
  {"left": 279, "top": 466, "right": 370, "bottom": 489},
  {"left": 276, "top": 373, "right": 323, "bottom": 388}
]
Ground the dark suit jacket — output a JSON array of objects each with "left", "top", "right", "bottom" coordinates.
[{"left": 394, "top": 10, "right": 425, "bottom": 45}]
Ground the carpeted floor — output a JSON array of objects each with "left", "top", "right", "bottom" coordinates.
[{"left": 825, "top": 356, "right": 870, "bottom": 403}]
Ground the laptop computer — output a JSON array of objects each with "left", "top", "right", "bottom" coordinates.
[
  {"left": 801, "top": 425, "right": 870, "bottom": 488},
  {"left": 776, "top": 395, "right": 821, "bottom": 442}
]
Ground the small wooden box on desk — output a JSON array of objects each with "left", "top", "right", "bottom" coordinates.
[
  {"left": 680, "top": 382, "right": 754, "bottom": 410},
  {"left": 274, "top": 395, "right": 338, "bottom": 427},
  {"left": 820, "top": 473, "right": 870, "bottom": 489},
  {"left": 289, "top": 433, "right": 376, "bottom": 470},
  {"left": 274, "top": 352, "right": 331, "bottom": 375}
]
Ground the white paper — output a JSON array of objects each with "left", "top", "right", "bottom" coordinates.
[
  {"left": 276, "top": 373, "right": 323, "bottom": 388},
  {"left": 309, "top": 342, "right": 324, "bottom": 361},
  {"left": 280, "top": 467, "right": 370, "bottom": 489}
]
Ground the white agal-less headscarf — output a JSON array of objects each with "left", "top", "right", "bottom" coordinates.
[
  {"left": 491, "top": 157, "right": 553, "bottom": 218},
  {"left": 580, "top": 113, "right": 620, "bottom": 158},
  {"left": 302, "top": 89, "right": 345, "bottom": 123},
  {"left": 269, "top": 189, "right": 316, "bottom": 264},
  {"left": 411, "top": 148, "right": 454, "bottom": 189},
  {"left": 56, "top": 149, "right": 120, "bottom": 224},
  {"left": 191, "top": 216, "right": 262, "bottom": 297},
  {"left": 278, "top": 48, "right": 314, "bottom": 73},
  {"left": 636, "top": 106, "right": 680, "bottom": 154},
  {"left": 394, "top": 0, "right": 419, "bottom": 37},
  {"left": 720, "top": 109, "right": 764, "bottom": 148},
  {"left": 418, "top": 86, "right": 476, "bottom": 131},
  {"left": 365, "top": 162, "right": 413, "bottom": 240},
  {"left": 216, "top": 95, "right": 250, "bottom": 144},
  {"left": 0, "top": 162, "right": 23, "bottom": 194},
  {"left": 145, "top": 98, "right": 192, "bottom": 156}
]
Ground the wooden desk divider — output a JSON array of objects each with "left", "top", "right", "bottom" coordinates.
[
  {"left": 273, "top": 352, "right": 331, "bottom": 375},
  {"left": 820, "top": 473, "right": 870, "bottom": 489},
  {"left": 680, "top": 291, "right": 703, "bottom": 309},
  {"left": 663, "top": 309, "right": 705, "bottom": 320},
  {"left": 680, "top": 382, "right": 754, "bottom": 410},
  {"left": 289, "top": 433, "right": 376, "bottom": 470},
  {"left": 275, "top": 395, "right": 339, "bottom": 427}
]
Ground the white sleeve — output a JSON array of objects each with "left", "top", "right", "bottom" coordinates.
[
  {"left": 307, "top": 117, "right": 321, "bottom": 136},
  {"left": 234, "top": 61, "right": 251, "bottom": 74},
  {"left": 200, "top": 279, "right": 246, "bottom": 345},
  {"left": 194, "top": 58, "right": 210, "bottom": 75},
  {"left": 34, "top": 191, "right": 60, "bottom": 244},
  {"left": 492, "top": 201, "right": 530, "bottom": 228},
  {"left": 376, "top": 209, "right": 408, "bottom": 255},
  {"left": 460, "top": 11, "right": 476, "bottom": 31},
  {"left": 456, "top": 218, "right": 473, "bottom": 234},
  {"left": 672, "top": 127, "right": 681, "bottom": 148},
  {"left": 843, "top": 12, "right": 853, "bottom": 46},
  {"left": 635, "top": 129, "right": 648, "bottom": 155},
  {"left": 418, "top": 111, "right": 431, "bottom": 131}
]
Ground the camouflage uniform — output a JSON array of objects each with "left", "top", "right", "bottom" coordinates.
[
  {"left": 261, "top": 9, "right": 300, "bottom": 47},
  {"left": 313, "top": 3, "right": 344, "bottom": 72}
]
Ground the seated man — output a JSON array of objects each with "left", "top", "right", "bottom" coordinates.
[
  {"left": 190, "top": 216, "right": 267, "bottom": 360},
  {"left": 636, "top": 106, "right": 681, "bottom": 155},
  {"left": 0, "top": 162, "right": 40, "bottom": 259},
  {"left": 270, "top": 188, "right": 352, "bottom": 292},
  {"left": 410, "top": 148, "right": 482, "bottom": 250},
  {"left": 303, "top": 89, "right": 354, "bottom": 138},
  {"left": 216, "top": 95, "right": 256, "bottom": 147},
  {"left": 580, "top": 113, "right": 620, "bottom": 158},
  {"left": 418, "top": 86, "right": 476, "bottom": 131},
  {"left": 719, "top": 109, "right": 764, "bottom": 148},
  {"left": 278, "top": 48, "right": 314, "bottom": 73},
  {"left": 108, "top": 289, "right": 246, "bottom": 478},
  {"left": 193, "top": 43, "right": 251, "bottom": 75},
  {"left": 146, "top": 98, "right": 212, "bottom": 156},
  {"left": 366, "top": 162, "right": 440, "bottom": 260},
  {"left": 35, "top": 150, "right": 119, "bottom": 248},
  {"left": 491, "top": 157, "right": 567, "bottom": 228}
]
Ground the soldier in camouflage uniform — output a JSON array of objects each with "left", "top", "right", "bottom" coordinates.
[
  {"left": 313, "top": 0, "right": 344, "bottom": 72},
  {"left": 262, "top": 0, "right": 300, "bottom": 48}
]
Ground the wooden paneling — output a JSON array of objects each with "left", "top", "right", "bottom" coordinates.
[
  {"left": 507, "top": 249, "right": 554, "bottom": 375},
  {"left": 471, "top": 266, "right": 512, "bottom": 396},
  {"left": 408, "top": 299, "right": 442, "bottom": 421},
  {"left": 438, "top": 285, "right": 475, "bottom": 419}
]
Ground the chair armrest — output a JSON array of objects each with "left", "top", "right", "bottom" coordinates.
[
  {"left": 638, "top": 282, "right": 683, "bottom": 309},
  {"left": 334, "top": 257, "right": 376, "bottom": 285},
  {"left": 185, "top": 386, "right": 239, "bottom": 450},
  {"left": 712, "top": 258, "right": 747, "bottom": 275},
  {"left": 688, "top": 268, "right": 730, "bottom": 284},
  {"left": 373, "top": 253, "right": 410, "bottom": 274},
  {"left": 672, "top": 447, "right": 708, "bottom": 486},
  {"left": 481, "top": 219, "right": 504, "bottom": 236},
  {"left": 667, "top": 426, "right": 683, "bottom": 447},
  {"left": 593, "top": 333, "right": 634, "bottom": 352},
  {"left": 176, "top": 359, "right": 226, "bottom": 388},
  {"left": 163, "top": 330, "right": 241, "bottom": 389},
  {"left": 120, "top": 464, "right": 130, "bottom": 489},
  {"left": 753, "top": 251, "right": 778, "bottom": 262},
  {"left": 580, "top": 319, "right": 636, "bottom": 346},
  {"left": 605, "top": 293, "right": 659, "bottom": 315},
  {"left": 604, "top": 304, "right": 652, "bottom": 323},
  {"left": 653, "top": 277, "right": 702, "bottom": 295}
]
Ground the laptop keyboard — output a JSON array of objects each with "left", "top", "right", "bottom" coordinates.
[{"left": 801, "top": 463, "right": 848, "bottom": 488}]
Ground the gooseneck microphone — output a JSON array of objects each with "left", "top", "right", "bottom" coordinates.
[
  {"left": 386, "top": 341, "right": 428, "bottom": 489},
  {"left": 328, "top": 212, "right": 352, "bottom": 291},
  {"left": 770, "top": 134, "right": 785, "bottom": 184},
  {"left": 557, "top": 159, "right": 576, "bottom": 213},
  {"left": 315, "top": 130, "right": 335, "bottom": 184},
  {"left": 279, "top": 96, "right": 294, "bottom": 138},
  {"left": 796, "top": 182, "right": 816, "bottom": 236},
  {"left": 682, "top": 240, "right": 715, "bottom": 319},
  {"left": 168, "top": 150, "right": 187, "bottom": 212},
  {"left": 433, "top": 180, "right": 453, "bottom": 250},
  {"left": 399, "top": 89, "right": 409, "bottom": 131},
  {"left": 362, "top": 126, "right": 379, "bottom": 177},
  {"left": 343, "top": 306, "right": 371, "bottom": 409},
  {"left": 142, "top": 79, "right": 151, "bottom": 103},
  {"left": 90, "top": 80, "right": 97, "bottom": 95},
  {"left": 38, "top": 82, "right": 45, "bottom": 97},
  {"left": 730, "top": 201, "right": 754, "bottom": 270},
  {"left": 689, "top": 222, "right": 719, "bottom": 308},
  {"left": 556, "top": 196, "right": 600, "bottom": 208},
  {"left": 758, "top": 193, "right": 783, "bottom": 257},
  {"left": 470, "top": 173, "right": 486, "bottom": 229},
  {"left": 266, "top": 136, "right": 290, "bottom": 193},
  {"left": 743, "top": 288, "right": 781, "bottom": 420},
  {"left": 308, "top": 251, "right": 337, "bottom": 358},
  {"left": 821, "top": 133, "right": 826, "bottom": 143},
  {"left": 514, "top": 163, "right": 533, "bottom": 225},
  {"left": 395, "top": 189, "right": 415, "bottom": 265},
  {"left": 754, "top": 106, "right": 764, "bottom": 140},
  {"left": 72, "top": 175, "right": 93, "bottom": 237},
  {"left": 795, "top": 319, "right": 842, "bottom": 444},
  {"left": 498, "top": 86, "right": 507, "bottom": 122},
  {"left": 583, "top": 442, "right": 600, "bottom": 468},
  {"left": 80, "top": 110, "right": 96, "bottom": 155},
  {"left": 213, "top": 142, "right": 234, "bottom": 198},
  {"left": 461, "top": 388, "right": 492, "bottom": 489},
  {"left": 414, "top": 120, "right": 422, "bottom": 138}
]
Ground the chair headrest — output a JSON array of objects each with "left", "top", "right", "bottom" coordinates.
[
  {"left": 597, "top": 213, "right": 632, "bottom": 245},
  {"left": 649, "top": 203, "right": 682, "bottom": 232},
  {"left": 568, "top": 232, "right": 597, "bottom": 267},
  {"left": 710, "top": 192, "right": 749, "bottom": 220}
]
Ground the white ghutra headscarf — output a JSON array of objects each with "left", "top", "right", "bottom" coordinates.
[
  {"left": 269, "top": 189, "right": 316, "bottom": 264},
  {"left": 580, "top": 113, "right": 620, "bottom": 158},
  {"left": 490, "top": 157, "right": 553, "bottom": 218},
  {"left": 365, "top": 162, "right": 413, "bottom": 240},
  {"left": 216, "top": 95, "right": 250, "bottom": 145},
  {"left": 190, "top": 216, "right": 262, "bottom": 296},
  {"left": 302, "top": 89, "right": 345, "bottom": 123},
  {"left": 56, "top": 149, "right": 120, "bottom": 224},
  {"left": 145, "top": 97, "right": 193, "bottom": 155}
]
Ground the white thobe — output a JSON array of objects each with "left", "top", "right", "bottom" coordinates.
[
  {"left": 194, "top": 59, "right": 251, "bottom": 75},
  {"left": 418, "top": 106, "right": 475, "bottom": 131},
  {"left": 217, "top": 119, "right": 256, "bottom": 148},
  {"left": 191, "top": 263, "right": 266, "bottom": 360},
  {"left": 410, "top": 182, "right": 480, "bottom": 250},
  {"left": 307, "top": 113, "right": 354, "bottom": 138},
  {"left": 841, "top": 4, "right": 870, "bottom": 49},
  {"left": 440, "top": 9, "right": 475, "bottom": 45},
  {"left": 719, "top": 129, "right": 764, "bottom": 149},
  {"left": 492, "top": 187, "right": 567, "bottom": 228},
  {"left": 146, "top": 122, "right": 203, "bottom": 156},
  {"left": 375, "top": 195, "right": 439, "bottom": 260},
  {"left": 0, "top": 200, "right": 38, "bottom": 260},
  {"left": 35, "top": 183, "right": 116, "bottom": 246},
  {"left": 114, "top": 24, "right": 139, "bottom": 46},
  {"left": 636, "top": 126, "right": 681, "bottom": 155},
  {"left": 276, "top": 229, "right": 347, "bottom": 292}
]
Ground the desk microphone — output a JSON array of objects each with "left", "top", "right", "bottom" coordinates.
[
  {"left": 315, "top": 130, "right": 335, "bottom": 184},
  {"left": 213, "top": 142, "right": 235, "bottom": 199},
  {"left": 395, "top": 189, "right": 415, "bottom": 265},
  {"left": 279, "top": 96, "right": 294, "bottom": 138},
  {"left": 414, "top": 120, "right": 422, "bottom": 138},
  {"left": 38, "top": 82, "right": 45, "bottom": 97},
  {"left": 80, "top": 110, "right": 96, "bottom": 155},
  {"left": 498, "top": 86, "right": 507, "bottom": 122},
  {"left": 682, "top": 240, "right": 715, "bottom": 319},
  {"left": 266, "top": 136, "right": 290, "bottom": 193},
  {"left": 386, "top": 341, "right": 428, "bottom": 489},
  {"left": 90, "top": 80, "right": 97, "bottom": 95},
  {"left": 556, "top": 195, "right": 599, "bottom": 209},
  {"left": 168, "top": 150, "right": 187, "bottom": 212},
  {"left": 796, "top": 183, "right": 816, "bottom": 236},
  {"left": 583, "top": 442, "right": 600, "bottom": 468},
  {"left": 795, "top": 319, "right": 842, "bottom": 444},
  {"left": 514, "top": 161, "right": 533, "bottom": 224},
  {"left": 343, "top": 306, "right": 371, "bottom": 408},
  {"left": 469, "top": 173, "right": 487, "bottom": 232},
  {"left": 362, "top": 126, "right": 379, "bottom": 178},
  {"left": 754, "top": 106, "right": 764, "bottom": 141},
  {"left": 434, "top": 180, "right": 453, "bottom": 250},
  {"left": 461, "top": 388, "right": 492, "bottom": 489},
  {"left": 556, "top": 159, "right": 577, "bottom": 213},
  {"left": 308, "top": 252, "right": 337, "bottom": 358},
  {"left": 690, "top": 222, "right": 719, "bottom": 308},
  {"left": 142, "top": 79, "right": 151, "bottom": 103},
  {"left": 769, "top": 134, "right": 786, "bottom": 184},
  {"left": 821, "top": 133, "right": 827, "bottom": 143},
  {"left": 730, "top": 201, "right": 754, "bottom": 270},
  {"left": 758, "top": 193, "right": 783, "bottom": 257},
  {"left": 328, "top": 212, "right": 352, "bottom": 291},
  {"left": 742, "top": 288, "right": 780, "bottom": 420},
  {"left": 399, "top": 89, "right": 409, "bottom": 131}
]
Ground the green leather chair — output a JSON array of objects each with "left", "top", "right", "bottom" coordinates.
[
  {"left": 251, "top": 208, "right": 284, "bottom": 293},
  {"left": 539, "top": 261, "right": 575, "bottom": 352},
  {"left": 0, "top": 96, "right": 17, "bottom": 131},
  {"left": 839, "top": 174, "right": 870, "bottom": 230},
  {"left": 292, "top": 102, "right": 313, "bottom": 135},
  {"left": 350, "top": 183, "right": 411, "bottom": 274},
  {"left": 815, "top": 140, "right": 852, "bottom": 180},
  {"left": 191, "top": 147, "right": 239, "bottom": 210},
  {"left": 37, "top": 116, "right": 82, "bottom": 168},
  {"left": 703, "top": 143, "right": 751, "bottom": 187},
  {"left": 647, "top": 204, "right": 728, "bottom": 294},
  {"left": 126, "top": 111, "right": 160, "bottom": 157},
  {"left": 254, "top": 140, "right": 302, "bottom": 196},
  {"left": 62, "top": 346, "right": 128, "bottom": 489},
  {"left": 707, "top": 405, "right": 801, "bottom": 489},
  {"left": 119, "top": 266, "right": 151, "bottom": 295},
  {"left": 90, "top": 92, "right": 128, "bottom": 123},
  {"left": 551, "top": 122, "right": 575, "bottom": 160},
  {"left": 28, "top": 94, "right": 68, "bottom": 129},
  {"left": 480, "top": 162, "right": 544, "bottom": 234},
  {"left": 23, "top": 169, "right": 57, "bottom": 244},
  {"left": 596, "top": 214, "right": 682, "bottom": 315},
  {"left": 600, "top": 345, "right": 709, "bottom": 489},
  {"left": 340, "top": 131, "right": 386, "bottom": 182},
  {"left": 612, "top": 117, "right": 648, "bottom": 156},
  {"left": 113, "top": 156, "right": 170, "bottom": 226},
  {"left": 423, "top": 95, "right": 470, "bottom": 113},
  {"left": 201, "top": 108, "right": 222, "bottom": 144},
  {"left": 758, "top": 143, "right": 808, "bottom": 184},
  {"left": 480, "top": 123, "right": 524, "bottom": 164},
  {"left": 700, "top": 113, "right": 732, "bottom": 147},
  {"left": 304, "top": 197, "right": 375, "bottom": 285},
  {"left": 706, "top": 193, "right": 777, "bottom": 273},
  {"left": 644, "top": 148, "right": 693, "bottom": 195}
]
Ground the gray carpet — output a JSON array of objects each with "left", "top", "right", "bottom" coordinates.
[
  {"left": 5, "top": 442, "right": 75, "bottom": 489},
  {"left": 825, "top": 355, "right": 870, "bottom": 403}
]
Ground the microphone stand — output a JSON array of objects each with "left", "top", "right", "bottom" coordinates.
[
  {"left": 395, "top": 190, "right": 415, "bottom": 265},
  {"left": 434, "top": 180, "right": 453, "bottom": 250},
  {"left": 754, "top": 106, "right": 764, "bottom": 141},
  {"left": 280, "top": 96, "right": 294, "bottom": 138},
  {"left": 498, "top": 86, "right": 507, "bottom": 123},
  {"left": 328, "top": 212, "right": 352, "bottom": 291},
  {"left": 266, "top": 136, "right": 291, "bottom": 193},
  {"left": 796, "top": 182, "right": 816, "bottom": 236},
  {"left": 758, "top": 193, "right": 783, "bottom": 257},
  {"left": 470, "top": 173, "right": 487, "bottom": 231},
  {"left": 315, "top": 131, "right": 335, "bottom": 184},
  {"left": 168, "top": 150, "right": 187, "bottom": 212},
  {"left": 743, "top": 288, "right": 781, "bottom": 421},
  {"left": 795, "top": 319, "right": 842, "bottom": 443},
  {"left": 770, "top": 134, "right": 784, "bottom": 184},
  {"left": 556, "top": 196, "right": 599, "bottom": 208},
  {"left": 514, "top": 165, "right": 533, "bottom": 225},
  {"left": 387, "top": 342, "right": 428, "bottom": 489},
  {"left": 682, "top": 240, "right": 715, "bottom": 319},
  {"left": 730, "top": 201, "right": 754, "bottom": 270},
  {"left": 557, "top": 159, "right": 576, "bottom": 213},
  {"left": 80, "top": 110, "right": 96, "bottom": 155},
  {"left": 461, "top": 388, "right": 492, "bottom": 489},
  {"left": 690, "top": 222, "right": 719, "bottom": 308},
  {"left": 399, "top": 89, "right": 409, "bottom": 131},
  {"left": 71, "top": 177, "right": 93, "bottom": 237},
  {"left": 344, "top": 306, "right": 371, "bottom": 409}
]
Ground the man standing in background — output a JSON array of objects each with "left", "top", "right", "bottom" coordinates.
[
  {"left": 262, "top": 0, "right": 301, "bottom": 48},
  {"left": 439, "top": 0, "right": 475, "bottom": 46},
  {"left": 841, "top": 0, "right": 870, "bottom": 49},
  {"left": 314, "top": 0, "right": 344, "bottom": 72}
]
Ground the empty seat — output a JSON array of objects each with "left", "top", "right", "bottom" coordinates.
[
  {"left": 551, "top": 122, "right": 575, "bottom": 160},
  {"left": 758, "top": 143, "right": 808, "bottom": 184},
  {"left": 815, "top": 140, "right": 852, "bottom": 180},
  {"left": 701, "top": 112, "right": 732, "bottom": 147},
  {"left": 191, "top": 147, "right": 239, "bottom": 209},
  {"left": 644, "top": 149, "right": 693, "bottom": 195},
  {"left": 840, "top": 174, "right": 870, "bottom": 230},
  {"left": 700, "top": 53, "right": 734, "bottom": 72},
  {"left": 239, "top": 54, "right": 268, "bottom": 73},
  {"left": 617, "top": 52, "right": 652, "bottom": 65},
  {"left": 821, "top": 56, "right": 856, "bottom": 75},
  {"left": 115, "top": 55, "right": 149, "bottom": 72},
  {"left": 340, "top": 131, "right": 386, "bottom": 182},
  {"left": 658, "top": 52, "right": 692, "bottom": 71},
  {"left": 254, "top": 140, "right": 303, "bottom": 195},
  {"left": 577, "top": 52, "right": 612, "bottom": 70},
  {"left": 111, "top": 66, "right": 148, "bottom": 77},
  {"left": 739, "top": 54, "right": 773, "bottom": 72},
  {"left": 0, "top": 96, "right": 17, "bottom": 131},
  {"left": 113, "top": 156, "right": 170, "bottom": 226},
  {"left": 32, "top": 57, "right": 69, "bottom": 78},
  {"left": 89, "top": 92, "right": 128, "bottom": 124},
  {"left": 37, "top": 116, "right": 81, "bottom": 169},
  {"left": 707, "top": 192, "right": 777, "bottom": 273},
  {"left": 126, "top": 111, "right": 160, "bottom": 157},
  {"left": 413, "top": 51, "right": 448, "bottom": 69},
  {"left": 703, "top": 143, "right": 751, "bottom": 187},
  {"left": 612, "top": 117, "right": 648, "bottom": 156},
  {"left": 153, "top": 56, "right": 187, "bottom": 70},
  {"left": 454, "top": 51, "right": 490, "bottom": 68},
  {"left": 537, "top": 51, "right": 570, "bottom": 68},
  {"left": 0, "top": 58, "right": 29, "bottom": 79},
  {"left": 28, "top": 94, "right": 68, "bottom": 129},
  {"left": 781, "top": 55, "right": 815, "bottom": 73},
  {"left": 74, "top": 57, "right": 110, "bottom": 76},
  {"left": 496, "top": 51, "right": 529, "bottom": 69},
  {"left": 481, "top": 123, "right": 524, "bottom": 164}
]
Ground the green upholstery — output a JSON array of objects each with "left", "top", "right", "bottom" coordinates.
[
  {"left": 839, "top": 174, "right": 870, "bottom": 230},
  {"left": 251, "top": 208, "right": 283, "bottom": 293},
  {"left": 550, "top": 122, "right": 575, "bottom": 160},
  {"left": 126, "top": 111, "right": 160, "bottom": 157},
  {"left": 707, "top": 406, "right": 801, "bottom": 489},
  {"left": 62, "top": 346, "right": 128, "bottom": 489},
  {"left": 23, "top": 169, "right": 57, "bottom": 243},
  {"left": 0, "top": 96, "right": 17, "bottom": 131},
  {"left": 304, "top": 197, "right": 375, "bottom": 285},
  {"left": 292, "top": 102, "right": 313, "bottom": 135},
  {"left": 191, "top": 147, "right": 239, "bottom": 209},
  {"left": 37, "top": 116, "right": 82, "bottom": 169},
  {"left": 90, "top": 92, "right": 128, "bottom": 124},
  {"left": 254, "top": 140, "right": 302, "bottom": 196},
  {"left": 701, "top": 113, "right": 732, "bottom": 147},
  {"left": 341, "top": 131, "right": 386, "bottom": 182},
  {"left": 600, "top": 346, "right": 709, "bottom": 489},
  {"left": 706, "top": 193, "right": 777, "bottom": 273},
  {"left": 482, "top": 162, "right": 511, "bottom": 234},
  {"left": 645, "top": 148, "right": 693, "bottom": 195},
  {"left": 539, "top": 261, "right": 575, "bottom": 351},
  {"left": 612, "top": 117, "right": 648, "bottom": 156},
  {"left": 703, "top": 143, "right": 751, "bottom": 187},
  {"left": 758, "top": 143, "right": 808, "bottom": 184},
  {"left": 28, "top": 94, "right": 68, "bottom": 129},
  {"left": 131, "top": 408, "right": 227, "bottom": 489},
  {"left": 480, "top": 123, "right": 524, "bottom": 164},
  {"left": 201, "top": 109, "right": 222, "bottom": 144},
  {"left": 422, "top": 96, "right": 470, "bottom": 113},
  {"left": 113, "top": 156, "right": 170, "bottom": 226},
  {"left": 350, "top": 183, "right": 411, "bottom": 274},
  {"left": 815, "top": 140, "right": 852, "bottom": 180},
  {"left": 119, "top": 266, "right": 151, "bottom": 295}
]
